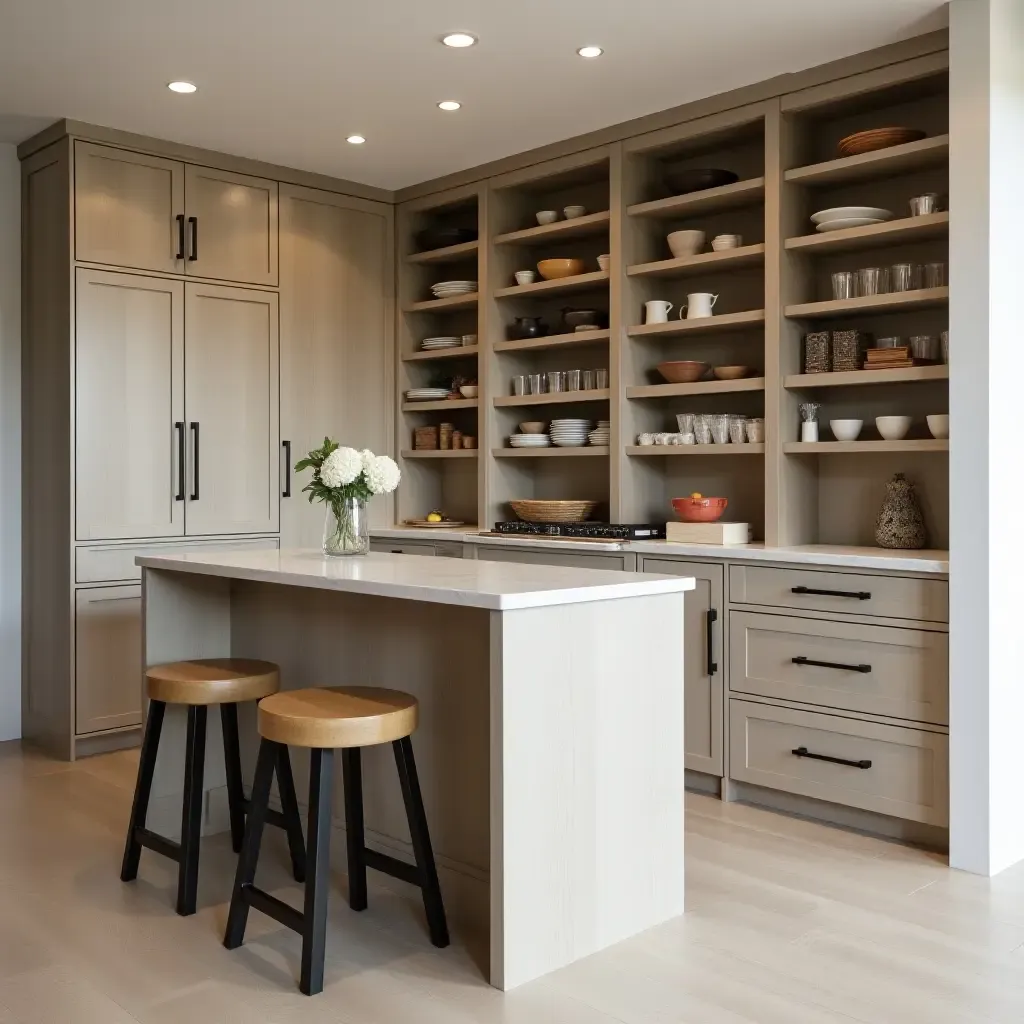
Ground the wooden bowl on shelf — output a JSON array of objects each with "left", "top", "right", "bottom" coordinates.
[
  {"left": 836, "top": 127, "right": 925, "bottom": 157},
  {"left": 671, "top": 496, "right": 728, "bottom": 523},
  {"left": 537, "top": 258, "right": 585, "bottom": 281},
  {"left": 509, "top": 499, "right": 596, "bottom": 523},
  {"left": 712, "top": 365, "right": 752, "bottom": 380},
  {"left": 518, "top": 421, "right": 547, "bottom": 434},
  {"left": 657, "top": 360, "right": 708, "bottom": 384}
]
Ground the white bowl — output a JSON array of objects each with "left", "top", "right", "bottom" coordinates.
[
  {"left": 711, "top": 235, "right": 742, "bottom": 250},
  {"left": 830, "top": 419, "right": 863, "bottom": 442},
  {"left": 875, "top": 415, "right": 911, "bottom": 440},
  {"left": 459, "top": 385, "right": 479, "bottom": 398},
  {"left": 536, "top": 210, "right": 559, "bottom": 225},
  {"left": 514, "top": 270, "right": 536, "bottom": 285},
  {"left": 926, "top": 414, "right": 949, "bottom": 439},
  {"left": 563, "top": 205, "right": 587, "bottom": 219},
  {"left": 667, "top": 229, "right": 705, "bottom": 259},
  {"left": 597, "top": 254, "right": 611, "bottom": 272},
  {"left": 811, "top": 206, "right": 893, "bottom": 224}
]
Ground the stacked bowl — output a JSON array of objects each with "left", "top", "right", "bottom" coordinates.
[
  {"left": 420, "top": 335, "right": 460, "bottom": 351},
  {"left": 810, "top": 207, "right": 893, "bottom": 233},
  {"left": 430, "top": 279, "right": 477, "bottom": 299},
  {"left": 508, "top": 432, "right": 551, "bottom": 449},
  {"left": 588, "top": 420, "right": 610, "bottom": 446},
  {"left": 549, "top": 419, "right": 590, "bottom": 447}
]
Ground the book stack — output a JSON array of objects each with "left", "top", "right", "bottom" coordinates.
[{"left": 864, "top": 346, "right": 916, "bottom": 370}]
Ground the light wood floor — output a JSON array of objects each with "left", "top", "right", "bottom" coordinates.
[{"left": 1, "top": 741, "right": 1022, "bottom": 1023}]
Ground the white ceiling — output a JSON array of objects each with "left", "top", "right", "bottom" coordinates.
[{"left": 0, "top": 0, "right": 948, "bottom": 191}]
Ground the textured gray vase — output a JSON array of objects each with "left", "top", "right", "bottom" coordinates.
[{"left": 874, "top": 473, "right": 927, "bottom": 549}]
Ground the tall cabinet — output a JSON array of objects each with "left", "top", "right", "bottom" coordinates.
[{"left": 22, "top": 131, "right": 392, "bottom": 759}]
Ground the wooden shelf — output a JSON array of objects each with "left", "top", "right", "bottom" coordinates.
[
  {"left": 785, "top": 213, "right": 949, "bottom": 255},
  {"left": 494, "top": 389, "right": 610, "bottom": 408},
  {"left": 627, "top": 244, "right": 765, "bottom": 279},
  {"left": 494, "top": 329, "right": 609, "bottom": 353},
  {"left": 785, "top": 365, "right": 948, "bottom": 389},
  {"left": 629, "top": 308, "right": 766, "bottom": 339},
  {"left": 784, "top": 439, "right": 948, "bottom": 454},
  {"left": 403, "top": 292, "right": 479, "bottom": 313},
  {"left": 406, "top": 240, "right": 479, "bottom": 265},
  {"left": 626, "top": 377, "right": 765, "bottom": 399},
  {"left": 494, "top": 271, "right": 608, "bottom": 299},
  {"left": 401, "top": 398, "right": 478, "bottom": 412},
  {"left": 627, "top": 177, "right": 765, "bottom": 219},
  {"left": 492, "top": 446, "right": 610, "bottom": 458},
  {"left": 403, "top": 345, "right": 479, "bottom": 362},
  {"left": 784, "top": 135, "right": 949, "bottom": 186},
  {"left": 494, "top": 211, "right": 610, "bottom": 245},
  {"left": 785, "top": 287, "right": 948, "bottom": 320},
  {"left": 626, "top": 443, "right": 765, "bottom": 456},
  {"left": 400, "top": 449, "right": 478, "bottom": 459}
]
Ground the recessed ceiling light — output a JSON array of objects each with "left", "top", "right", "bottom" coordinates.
[
  {"left": 167, "top": 81, "right": 197, "bottom": 93},
  {"left": 438, "top": 100, "right": 461, "bottom": 111},
  {"left": 346, "top": 135, "right": 366, "bottom": 145},
  {"left": 577, "top": 46, "right": 603, "bottom": 58},
  {"left": 442, "top": 32, "right": 477, "bottom": 48}
]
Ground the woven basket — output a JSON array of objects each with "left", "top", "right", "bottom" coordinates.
[
  {"left": 509, "top": 500, "right": 597, "bottom": 524},
  {"left": 837, "top": 127, "right": 925, "bottom": 158}
]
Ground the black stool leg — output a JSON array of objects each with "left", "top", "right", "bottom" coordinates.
[
  {"left": 176, "top": 705, "right": 208, "bottom": 916},
  {"left": 120, "top": 699, "right": 166, "bottom": 882},
  {"left": 301, "top": 747, "right": 334, "bottom": 997},
  {"left": 393, "top": 737, "right": 449, "bottom": 948},
  {"left": 220, "top": 703, "right": 246, "bottom": 854},
  {"left": 341, "top": 747, "right": 367, "bottom": 911},
  {"left": 224, "top": 738, "right": 278, "bottom": 949},
  {"left": 275, "top": 744, "right": 307, "bottom": 883}
]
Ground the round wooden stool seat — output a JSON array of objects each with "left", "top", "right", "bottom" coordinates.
[
  {"left": 146, "top": 658, "right": 280, "bottom": 706},
  {"left": 258, "top": 687, "right": 418, "bottom": 749}
]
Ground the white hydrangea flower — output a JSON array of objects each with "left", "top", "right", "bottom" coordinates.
[
  {"left": 365, "top": 454, "right": 401, "bottom": 494},
  {"left": 360, "top": 449, "right": 376, "bottom": 474},
  {"left": 321, "top": 446, "right": 362, "bottom": 487}
]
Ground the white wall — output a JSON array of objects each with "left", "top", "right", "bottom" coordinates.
[
  {"left": 949, "top": 0, "right": 1024, "bottom": 875},
  {"left": 0, "top": 145, "right": 20, "bottom": 741}
]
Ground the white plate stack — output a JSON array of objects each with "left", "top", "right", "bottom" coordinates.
[
  {"left": 420, "top": 336, "right": 460, "bottom": 351},
  {"left": 549, "top": 419, "right": 591, "bottom": 447},
  {"left": 588, "top": 420, "right": 610, "bottom": 446},
  {"left": 405, "top": 387, "right": 450, "bottom": 401},
  {"left": 508, "top": 433, "right": 551, "bottom": 448},
  {"left": 811, "top": 206, "right": 893, "bottom": 233},
  {"left": 430, "top": 280, "right": 477, "bottom": 299}
]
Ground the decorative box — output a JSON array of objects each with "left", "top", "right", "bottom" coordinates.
[
  {"left": 832, "top": 330, "right": 871, "bottom": 372},
  {"left": 803, "top": 331, "right": 831, "bottom": 373}
]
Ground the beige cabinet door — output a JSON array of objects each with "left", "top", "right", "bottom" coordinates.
[
  {"left": 75, "top": 269, "right": 185, "bottom": 541},
  {"left": 185, "top": 165, "right": 278, "bottom": 285},
  {"left": 75, "top": 142, "right": 185, "bottom": 274},
  {"left": 75, "top": 585, "right": 143, "bottom": 735},
  {"left": 184, "top": 283, "right": 279, "bottom": 536},
  {"left": 642, "top": 558, "right": 724, "bottom": 776},
  {"left": 279, "top": 184, "right": 393, "bottom": 546}
]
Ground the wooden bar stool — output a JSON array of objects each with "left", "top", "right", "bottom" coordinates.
[
  {"left": 223, "top": 686, "right": 449, "bottom": 996},
  {"left": 120, "top": 658, "right": 307, "bottom": 917}
]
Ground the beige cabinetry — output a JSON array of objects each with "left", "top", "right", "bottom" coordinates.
[{"left": 472, "top": 545, "right": 636, "bottom": 571}]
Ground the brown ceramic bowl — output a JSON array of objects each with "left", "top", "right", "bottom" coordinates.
[
  {"left": 713, "top": 365, "right": 752, "bottom": 380},
  {"left": 518, "top": 421, "right": 547, "bottom": 434},
  {"left": 537, "top": 258, "right": 585, "bottom": 281},
  {"left": 671, "top": 496, "right": 728, "bottom": 523},
  {"left": 657, "top": 360, "right": 709, "bottom": 384}
]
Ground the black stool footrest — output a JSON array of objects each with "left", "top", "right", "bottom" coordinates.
[
  {"left": 240, "top": 883, "right": 305, "bottom": 934},
  {"left": 364, "top": 848, "right": 421, "bottom": 887},
  {"left": 135, "top": 826, "right": 181, "bottom": 863}
]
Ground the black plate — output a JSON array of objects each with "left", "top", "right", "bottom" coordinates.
[
  {"left": 663, "top": 168, "right": 739, "bottom": 196},
  {"left": 414, "top": 226, "right": 478, "bottom": 252}
]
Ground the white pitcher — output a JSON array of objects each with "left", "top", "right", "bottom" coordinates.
[
  {"left": 644, "top": 299, "right": 674, "bottom": 324},
  {"left": 681, "top": 292, "right": 719, "bottom": 319}
]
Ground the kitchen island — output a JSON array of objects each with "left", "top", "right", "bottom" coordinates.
[{"left": 137, "top": 548, "right": 693, "bottom": 990}]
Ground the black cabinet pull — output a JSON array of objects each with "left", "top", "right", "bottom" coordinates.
[
  {"left": 189, "top": 422, "right": 199, "bottom": 499},
  {"left": 792, "top": 746, "right": 872, "bottom": 770},
  {"left": 705, "top": 607, "right": 718, "bottom": 676},
  {"left": 188, "top": 216, "right": 198, "bottom": 261},
  {"left": 174, "top": 421, "right": 185, "bottom": 500},
  {"left": 792, "top": 655, "right": 871, "bottom": 673},
  {"left": 282, "top": 440, "right": 292, "bottom": 498},
  {"left": 175, "top": 214, "right": 186, "bottom": 260},
  {"left": 792, "top": 585, "right": 871, "bottom": 600}
]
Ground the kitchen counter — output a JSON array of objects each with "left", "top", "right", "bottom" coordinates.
[{"left": 138, "top": 549, "right": 691, "bottom": 990}]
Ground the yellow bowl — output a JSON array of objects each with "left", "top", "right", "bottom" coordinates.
[{"left": 537, "top": 258, "right": 585, "bottom": 281}]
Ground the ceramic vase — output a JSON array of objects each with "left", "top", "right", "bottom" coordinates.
[{"left": 874, "top": 473, "right": 927, "bottom": 549}]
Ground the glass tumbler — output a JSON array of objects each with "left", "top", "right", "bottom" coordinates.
[
  {"left": 594, "top": 368, "right": 609, "bottom": 389},
  {"left": 527, "top": 373, "right": 545, "bottom": 395},
  {"left": 745, "top": 417, "right": 765, "bottom": 444},
  {"left": 856, "top": 267, "right": 885, "bottom": 296},
  {"left": 582, "top": 370, "right": 596, "bottom": 390},
  {"left": 889, "top": 263, "right": 915, "bottom": 292},
  {"left": 831, "top": 271, "right": 854, "bottom": 300},
  {"left": 910, "top": 335, "right": 938, "bottom": 361},
  {"left": 676, "top": 413, "right": 695, "bottom": 435},
  {"left": 546, "top": 370, "right": 565, "bottom": 393},
  {"left": 693, "top": 414, "right": 712, "bottom": 445},
  {"left": 512, "top": 375, "right": 528, "bottom": 396},
  {"left": 923, "top": 261, "right": 946, "bottom": 289},
  {"left": 709, "top": 414, "right": 730, "bottom": 444},
  {"left": 875, "top": 336, "right": 902, "bottom": 349},
  {"left": 728, "top": 415, "right": 748, "bottom": 444},
  {"left": 564, "top": 369, "right": 582, "bottom": 391}
]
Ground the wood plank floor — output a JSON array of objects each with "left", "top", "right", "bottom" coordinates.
[{"left": 1, "top": 739, "right": 1022, "bottom": 1022}]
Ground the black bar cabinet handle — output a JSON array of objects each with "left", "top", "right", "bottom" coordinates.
[
  {"left": 282, "top": 440, "right": 292, "bottom": 498},
  {"left": 792, "top": 585, "right": 871, "bottom": 601},
  {"left": 188, "top": 216, "right": 198, "bottom": 261},
  {"left": 792, "top": 746, "right": 872, "bottom": 770},
  {"left": 174, "top": 421, "right": 185, "bottom": 500},
  {"left": 175, "top": 214, "right": 186, "bottom": 260},
  {"left": 189, "top": 422, "right": 199, "bottom": 500},
  {"left": 792, "top": 655, "right": 871, "bottom": 673},
  {"left": 706, "top": 607, "right": 718, "bottom": 676}
]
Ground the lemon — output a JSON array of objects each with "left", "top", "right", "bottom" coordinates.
[
  {"left": 691, "top": 491, "right": 702, "bottom": 500},
  {"left": 426, "top": 511, "right": 443, "bottom": 523}
]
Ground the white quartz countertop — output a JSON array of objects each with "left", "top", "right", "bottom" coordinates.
[{"left": 137, "top": 548, "right": 694, "bottom": 611}]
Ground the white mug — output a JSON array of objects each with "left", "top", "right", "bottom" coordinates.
[
  {"left": 681, "top": 292, "right": 719, "bottom": 319},
  {"left": 644, "top": 299, "right": 674, "bottom": 324}
]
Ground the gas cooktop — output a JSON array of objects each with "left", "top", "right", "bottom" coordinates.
[{"left": 492, "top": 522, "right": 666, "bottom": 540}]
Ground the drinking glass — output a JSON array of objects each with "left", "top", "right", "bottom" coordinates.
[
  {"left": 923, "top": 261, "right": 946, "bottom": 289},
  {"left": 831, "top": 271, "right": 854, "bottom": 300},
  {"left": 675, "top": 413, "right": 695, "bottom": 435},
  {"left": 709, "top": 414, "right": 730, "bottom": 444},
  {"left": 909, "top": 193, "right": 940, "bottom": 216},
  {"left": 582, "top": 370, "right": 596, "bottom": 390},
  {"left": 890, "top": 263, "right": 914, "bottom": 292},
  {"left": 512, "top": 375, "right": 528, "bottom": 396},
  {"left": 856, "top": 267, "right": 885, "bottom": 296},
  {"left": 546, "top": 371, "right": 565, "bottom": 393},
  {"left": 564, "top": 369, "right": 582, "bottom": 391},
  {"left": 875, "top": 336, "right": 903, "bottom": 349},
  {"left": 527, "top": 373, "right": 545, "bottom": 395},
  {"left": 728, "top": 415, "right": 748, "bottom": 444},
  {"left": 693, "top": 414, "right": 712, "bottom": 445},
  {"left": 745, "top": 417, "right": 765, "bottom": 444},
  {"left": 910, "top": 335, "right": 938, "bottom": 361},
  {"left": 594, "top": 368, "right": 609, "bottom": 389}
]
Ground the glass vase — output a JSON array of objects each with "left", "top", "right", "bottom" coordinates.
[{"left": 323, "top": 498, "right": 369, "bottom": 556}]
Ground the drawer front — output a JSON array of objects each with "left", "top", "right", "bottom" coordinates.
[
  {"left": 76, "top": 537, "right": 280, "bottom": 584},
  {"left": 473, "top": 546, "right": 629, "bottom": 571},
  {"left": 730, "top": 611, "right": 947, "bottom": 724},
  {"left": 433, "top": 542, "right": 464, "bottom": 559},
  {"left": 370, "top": 541, "right": 437, "bottom": 556},
  {"left": 729, "top": 699, "right": 948, "bottom": 826},
  {"left": 729, "top": 564, "right": 948, "bottom": 623}
]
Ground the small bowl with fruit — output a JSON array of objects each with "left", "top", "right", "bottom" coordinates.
[{"left": 671, "top": 493, "right": 728, "bottom": 523}]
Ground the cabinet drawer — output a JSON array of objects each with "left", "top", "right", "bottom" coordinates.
[
  {"left": 729, "top": 564, "right": 947, "bottom": 623},
  {"left": 730, "top": 611, "right": 947, "bottom": 724},
  {"left": 473, "top": 546, "right": 629, "bottom": 571},
  {"left": 76, "top": 537, "right": 279, "bottom": 583},
  {"left": 729, "top": 699, "right": 948, "bottom": 826},
  {"left": 370, "top": 541, "right": 437, "bottom": 556}
]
